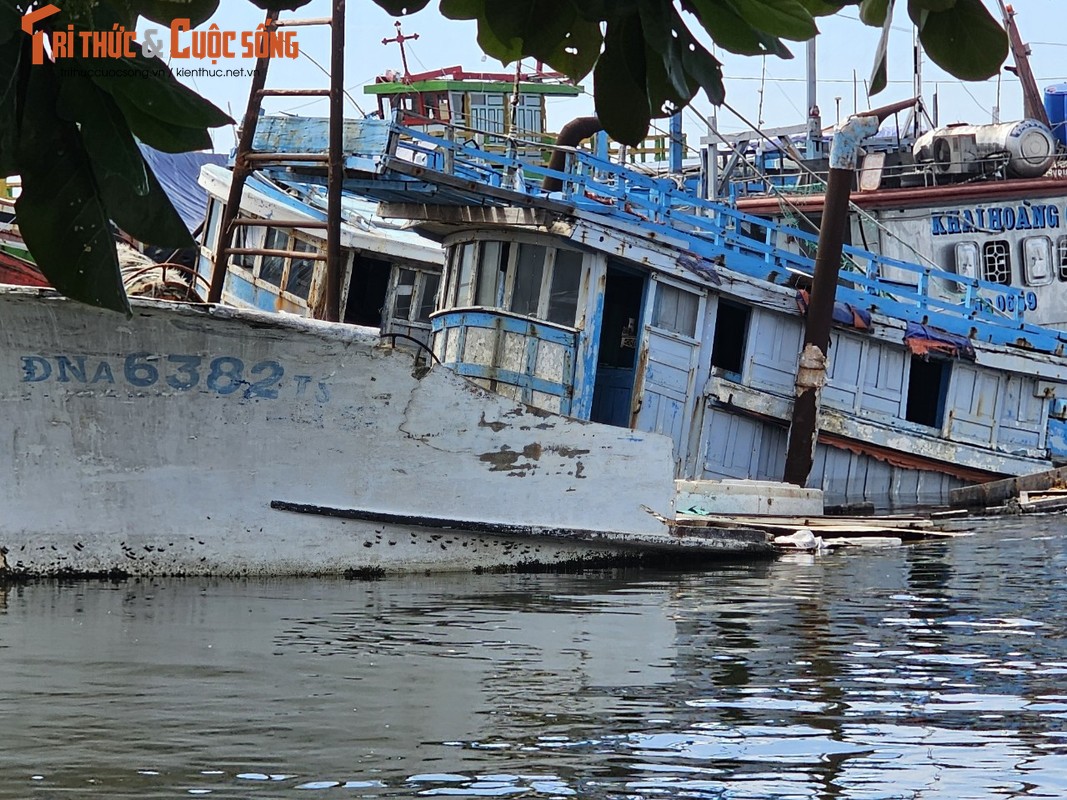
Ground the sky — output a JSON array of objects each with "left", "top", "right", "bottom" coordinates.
[{"left": 138, "top": 0, "right": 1067, "bottom": 154}]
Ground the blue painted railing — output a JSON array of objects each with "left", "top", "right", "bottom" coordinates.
[{"left": 262, "top": 116, "right": 1067, "bottom": 354}]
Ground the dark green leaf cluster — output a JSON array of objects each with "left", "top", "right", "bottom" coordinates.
[
  {"left": 373, "top": 0, "right": 1007, "bottom": 146},
  {"left": 1, "top": 0, "right": 233, "bottom": 314}
]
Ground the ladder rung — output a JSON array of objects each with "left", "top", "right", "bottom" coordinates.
[
  {"left": 276, "top": 17, "right": 332, "bottom": 27},
  {"left": 257, "top": 89, "right": 330, "bottom": 97},
  {"left": 244, "top": 153, "right": 330, "bottom": 163},
  {"left": 228, "top": 248, "right": 327, "bottom": 261},
  {"left": 234, "top": 218, "right": 329, "bottom": 229}
]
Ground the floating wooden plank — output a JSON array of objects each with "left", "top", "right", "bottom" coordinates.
[
  {"left": 677, "top": 513, "right": 935, "bottom": 530},
  {"left": 674, "top": 512, "right": 954, "bottom": 541},
  {"left": 950, "top": 465, "right": 1067, "bottom": 508}
]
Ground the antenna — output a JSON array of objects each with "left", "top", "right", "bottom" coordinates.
[{"left": 381, "top": 20, "right": 419, "bottom": 79}]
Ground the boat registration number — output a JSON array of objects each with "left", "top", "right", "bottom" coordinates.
[{"left": 18, "top": 354, "right": 330, "bottom": 402}]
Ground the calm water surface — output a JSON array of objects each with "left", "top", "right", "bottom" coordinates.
[{"left": 2, "top": 515, "right": 1066, "bottom": 799}]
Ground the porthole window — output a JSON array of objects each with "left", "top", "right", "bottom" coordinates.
[
  {"left": 953, "top": 242, "right": 978, "bottom": 282},
  {"left": 1022, "top": 236, "right": 1053, "bottom": 286}
]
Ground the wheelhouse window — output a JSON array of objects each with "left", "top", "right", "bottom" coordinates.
[
  {"left": 233, "top": 226, "right": 322, "bottom": 300},
  {"left": 547, "top": 250, "right": 582, "bottom": 325},
  {"left": 419, "top": 273, "right": 440, "bottom": 320},
  {"left": 390, "top": 265, "right": 440, "bottom": 326},
  {"left": 453, "top": 243, "right": 477, "bottom": 306},
  {"left": 260, "top": 227, "right": 287, "bottom": 287},
  {"left": 475, "top": 241, "right": 509, "bottom": 307},
  {"left": 1022, "top": 236, "right": 1053, "bottom": 286},
  {"left": 444, "top": 239, "right": 585, "bottom": 328},
  {"left": 285, "top": 238, "right": 316, "bottom": 300},
  {"left": 202, "top": 199, "right": 222, "bottom": 251},
  {"left": 982, "top": 240, "right": 1011, "bottom": 285},
  {"left": 230, "top": 225, "right": 261, "bottom": 271},
  {"left": 510, "top": 243, "right": 545, "bottom": 316}
]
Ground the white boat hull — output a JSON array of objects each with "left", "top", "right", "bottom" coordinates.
[{"left": 0, "top": 289, "right": 688, "bottom": 576}]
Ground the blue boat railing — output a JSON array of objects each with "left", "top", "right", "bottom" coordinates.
[{"left": 265, "top": 116, "right": 1067, "bottom": 352}]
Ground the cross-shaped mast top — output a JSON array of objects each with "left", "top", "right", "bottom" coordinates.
[{"left": 381, "top": 21, "right": 419, "bottom": 79}]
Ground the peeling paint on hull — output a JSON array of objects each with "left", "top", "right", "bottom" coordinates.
[{"left": 0, "top": 289, "right": 702, "bottom": 577}]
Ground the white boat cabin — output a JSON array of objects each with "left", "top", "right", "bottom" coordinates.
[{"left": 197, "top": 164, "right": 443, "bottom": 345}]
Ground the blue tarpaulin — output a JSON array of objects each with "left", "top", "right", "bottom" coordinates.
[{"left": 139, "top": 145, "right": 227, "bottom": 234}]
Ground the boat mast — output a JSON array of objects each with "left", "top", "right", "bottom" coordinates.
[
  {"left": 805, "top": 38, "right": 819, "bottom": 158},
  {"left": 998, "top": 1, "right": 1049, "bottom": 125}
]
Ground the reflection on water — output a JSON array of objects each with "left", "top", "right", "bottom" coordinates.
[{"left": 1, "top": 515, "right": 1066, "bottom": 798}]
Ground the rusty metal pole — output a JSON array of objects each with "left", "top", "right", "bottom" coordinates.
[
  {"left": 783, "top": 114, "right": 880, "bottom": 487},
  {"left": 209, "top": 10, "right": 274, "bottom": 304},
  {"left": 324, "top": 0, "right": 345, "bottom": 322}
]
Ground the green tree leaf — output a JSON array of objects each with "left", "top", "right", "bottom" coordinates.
[
  {"left": 80, "top": 45, "right": 232, "bottom": 130},
  {"left": 640, "top": 2, "right": 696, "bottom": 106},
  {"left": 15, "top": 63, "right": 130, "bottom": 315},
  {"left": 371, "top": 0, "right": 432, "bottom": 15},
  {"left": 247, "top": 0, "right": 315, "bottom": 11},
  {"left": 859, "top": 0, "right": 891, "bottom": 25},
  {"left": 439, "top": 0, "right": 482, "bottom": 19},
  {"left": 914, "top": 0, "right": 1006, "bottom": 81},
  {"left": 571, "top": 0, "right": 641, "bottom": 21},
  {"left": 0, "top": 0, "right": 19, "bottom": 44},
  {"left": 797, "top": 0, "right": 852, "bottom": 15},
  {"left": 0, "top": 34, "right": 24, "bottom": 176},
  {"left": 683, "top": 0, "right": 783, "bottom": 57},
  {"left": 58, "top": 76, "right": 193, "bottom": 247},
  {"left": 594, "top": 17, "right": 651, "bottom": 145},
  {"left": 867, "top": 0, "right": 893, "bottom": 94},
  {"left": 908, "top": 0, "right": 956, "bottom": 12},
  {"left": 731, "top": 0, "right": 818, "bottom": 41}
]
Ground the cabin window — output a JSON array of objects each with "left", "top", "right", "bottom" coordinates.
[
  {"left": 469, "top": 92, "right": 506, "bottom": 137},
  {"left": 1056, "top": 236, "right": 1067, "bottom": 281},
  {"left": 547, "top": 250, "right": 582, "bottom": 326},
  {"left": 444, "top": 239, "right": 583, "bottom": 327},
  {"left": 651, "top": 283, "right": 699, "bottom": 338},
  {"left": 514, "top": 94, "right": 543, "bottom": 136},
  {"left": 475, "top": 241, "right": 509, "bottom": 306},
  {"left": 419, "top": 273, "right": 440, "bottom": 321},
  {"left": 511, "top": 243, "right": 546, "bottom": 316},
  {"left": 953, "top": 242, "right": 978, "bottom": 283},
  {"left": 390, "top": 267, "right": 441, "bottom": 326},
  {"left": 229, "top": 225, "right": 257, "bottom": 270},
  {"left": 260, "top": 227, "right": 287, "bottom": 287},
  {"left": 711, "top": 300, "right": 750, "bottom": 375},
  {"left": 981, "top": 240, "right": 1011, "bottom": 285},
  {"left": 203, "top": 199, "right": 222, "bottom": 251},
  {"left": 394, "top": 268, "right": 416, "bottom": 320},
  {"left": 284, "top": 238, "right": 316, "bottom": 299},
  {"left": 453, "top": 243, "right": 477, "bottom": 306},
  {"left": 905, "top": 356, "right": 949, "bottom": 428},
  {"left": 1023, "top": 236, "right": 1053, "bottom": 286}
]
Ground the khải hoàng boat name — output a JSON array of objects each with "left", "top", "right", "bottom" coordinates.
[{"left": 931, "top": 203, "right": 1062, "bottom": 236}]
